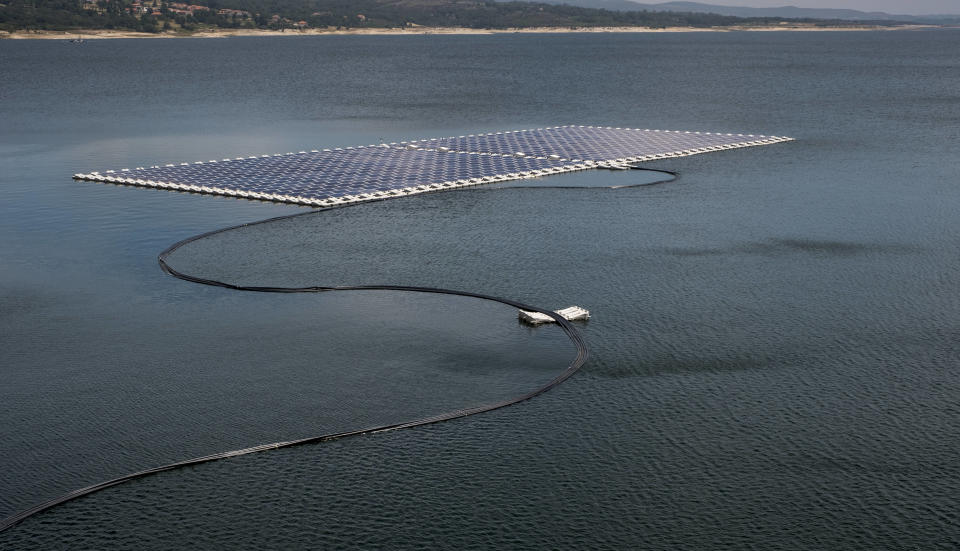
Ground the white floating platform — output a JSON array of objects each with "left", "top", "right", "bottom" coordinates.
[{"left": 519, "top": 306, "right": 591, "bottom": 325}]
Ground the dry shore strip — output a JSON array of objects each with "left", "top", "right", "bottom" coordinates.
[{"left": 1, "top": 24, "right": 938, "bottom": 39}]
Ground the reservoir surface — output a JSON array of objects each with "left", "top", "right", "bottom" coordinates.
[{"left": 1, "top": 31, "right": 959, "bottom": 548}]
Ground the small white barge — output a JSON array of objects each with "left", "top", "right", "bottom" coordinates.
[{"left": 519, "top": 306, "right": 590, "bottom": 325}]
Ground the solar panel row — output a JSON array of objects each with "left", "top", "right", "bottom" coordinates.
[
  {"left": 77, "top": 147, "right": 591, "bottom": 207},
  {"left": 74, "top": 126, "right": 792, "bottom": 207},
  {"left": 405, "top": 125, "right": 793, "bottom": 162}
]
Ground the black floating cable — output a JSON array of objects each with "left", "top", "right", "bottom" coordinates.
[
  {"left": 629, "top": 166, "right": 678, "bottom": 176},
  {"left": 0, "top": 203, "right": 589, "bottom": 534}
]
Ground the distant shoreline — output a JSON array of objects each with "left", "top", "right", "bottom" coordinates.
[{"left": 0, "top": 24, "right": 942, "bottom": 40}]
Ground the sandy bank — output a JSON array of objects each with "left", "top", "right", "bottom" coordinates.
[{"left": 1, "top": 24, "right": 938, "bottom": 40}]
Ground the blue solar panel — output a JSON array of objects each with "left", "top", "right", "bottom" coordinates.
[
  {"left": 74, "top": 126, "right": 792, "bottom": 206},
  {"left": 407, "top": 125, "right": 792, "bottom": 162},
  {"left": 75, "top": 146, "right": 589, "bottom": 207}
]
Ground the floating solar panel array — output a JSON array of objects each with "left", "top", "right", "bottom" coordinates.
[{"left": 74, "top": 126, "right": 792, "bottom": 207}]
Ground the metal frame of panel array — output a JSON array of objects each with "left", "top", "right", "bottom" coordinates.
[{"left": 73, "top": 126, "right": 793, "bottom": 207}]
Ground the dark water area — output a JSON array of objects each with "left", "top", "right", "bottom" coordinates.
[{"left": 2, "top": 31, "right": 960, "bottom": 548}]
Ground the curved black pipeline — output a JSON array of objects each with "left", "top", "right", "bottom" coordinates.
[
  {"left": 0, "top": 203, "right": 590, "bottom": 534},
  {"left": 629, "top": 166, "right": 678, "bottom": 176}
]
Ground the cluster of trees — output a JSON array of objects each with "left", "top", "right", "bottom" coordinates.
[
  {"left": 1, "top": 0, "right": 159, "bottom": 32},
  {"left": 0, "top": 0, "right": 891, "bottom": 33},
  {"left": 0, "top": 0, "right": 256, "bottom": 32},
  {"left": 172, "top": 8, "right": 254, "bottom": 31}
]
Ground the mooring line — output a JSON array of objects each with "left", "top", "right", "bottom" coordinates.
[{"left": 0, "top": 200, "right": 591, "bottom": 534}]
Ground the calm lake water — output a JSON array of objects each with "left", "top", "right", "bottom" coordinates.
[{"left": 2, "top": 31, "right": 960, "bottom": 549}]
